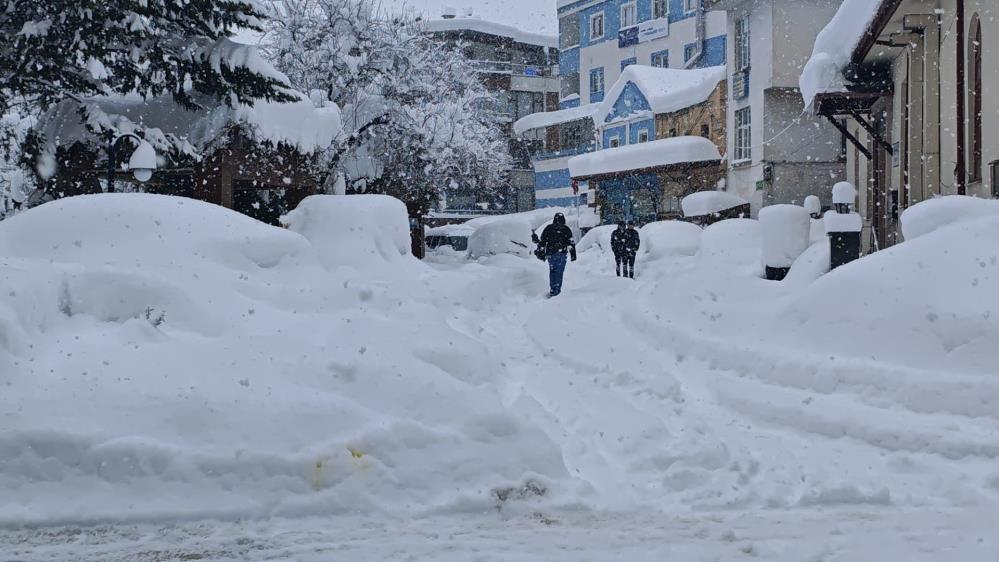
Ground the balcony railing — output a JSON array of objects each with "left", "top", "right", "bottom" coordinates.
[{"left": 471, "top": 60, "right": 559, "bottom": 77}]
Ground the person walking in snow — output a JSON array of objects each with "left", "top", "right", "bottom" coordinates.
[
  {"left": 612, "top": 221, "right": 640, "bottom": 278},
  {"left": 611, "top": 221, "right": 629, "bottom": 277},
  {"left": 539, "top": 212, "right": 576, "bottom": 297}
]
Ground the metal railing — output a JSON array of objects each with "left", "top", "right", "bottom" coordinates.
[{"left": 470, "top": 60, "right": 559, "bottom": 77}]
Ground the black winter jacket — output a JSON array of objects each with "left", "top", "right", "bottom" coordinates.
[
  {"left": 624, "top": 229, "right": 640, "bottom": 254},
  {"left": 540, "top": 223, "right": 575, "bottom": 257},
  {"left": 611, "top": 228, "right": 628, "bottom": 256}
]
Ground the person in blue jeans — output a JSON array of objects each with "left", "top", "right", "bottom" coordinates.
[{"left": 538, "top": 213, "right": 577, "bottom": 297}]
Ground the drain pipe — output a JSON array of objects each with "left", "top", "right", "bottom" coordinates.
[
  {"left": 955, "top": 0, "right": 967, "bottom": 195},
  {"left": 683, "top": 5, "right": 707, "bottom": 69}
]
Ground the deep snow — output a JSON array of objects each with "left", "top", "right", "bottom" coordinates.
[{"left": 3, "top": 193, "right": 999, "bottom": 559}]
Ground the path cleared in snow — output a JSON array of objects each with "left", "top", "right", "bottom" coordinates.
[{"left": 3, "top": 194, "right": 999, "bottom": 559}]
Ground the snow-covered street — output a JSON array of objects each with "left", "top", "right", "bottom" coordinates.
[
  {"left": 4, "top": 194, "right": 999, "bottom": 560},
  {"left": 4, "top": 507, "right": 997, "bottom": 561}
]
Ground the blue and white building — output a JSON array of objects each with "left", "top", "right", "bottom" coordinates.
[
  {"left": 516, "top": 0, "right": 727, "bottom": 209},
  {"left": 557, "top": 0, "right": 727, "bottom": 110}
]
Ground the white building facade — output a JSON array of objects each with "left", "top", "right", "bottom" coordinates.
[{"left": 706, "top": 0, "right": 846, "bottom": 214}]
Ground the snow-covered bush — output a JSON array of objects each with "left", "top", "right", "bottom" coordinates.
[
  {"left": 281, "top": 194, "right": 414, "bottom": 270},
  {"left": 640, "top": 221, "right": 702, "bottom": 259},
  {"left": 467, "top": 219, "right": 534, "bottom": 259}
]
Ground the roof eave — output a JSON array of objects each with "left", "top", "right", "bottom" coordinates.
[
  {"left": 572, "top": 158, "right": 722, "bottom": 182},
  {"left": 850, "top": 0, "right": 905, "bottom": 64}
]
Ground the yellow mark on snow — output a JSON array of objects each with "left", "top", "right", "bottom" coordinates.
[
  {"left": 312, "top": 458, "right": 328, "bottom": 491},
  {"left": 347, "top": 446, "right": 364, "bottom": 460}
]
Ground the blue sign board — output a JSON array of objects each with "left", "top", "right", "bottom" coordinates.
[{"left": 618, "top": 27, "right": 639, "bottom": 48}]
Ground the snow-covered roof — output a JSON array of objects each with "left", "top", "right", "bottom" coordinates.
[
  {"left": 593, "top": 65, "right": 727, "bottom": 125},
  {"left": 681, "top": 191, "right": 749, "bottom": 218},
  {"left": 513, "top": 103, "right": 600, "bottom": 136},
  {"left": 568, "top": 136, "right": 722, "bottom": 179},
  {"left": 421, "top": 18, "right": 558, "bottom": 49},
  {"left": 799, "top": 0, "right": 884, "bottom": 110}
]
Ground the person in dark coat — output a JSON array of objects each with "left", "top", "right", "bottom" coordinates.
[
  {"left": 610, "top": 221, "right": 628, "bottom": 277},
  {"left": 621, "top": 221, "right": 640, "bottom": 278},
  {"left": 539, "top": 212, "right": 576, "bottom": 297}
]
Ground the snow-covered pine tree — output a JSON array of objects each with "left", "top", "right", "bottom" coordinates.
[
  {"left": 0, "top": 0, "right": 296, "bottom": 154},
  {"left": 263, "top": 0, "right": 513, "bottom": 213}
]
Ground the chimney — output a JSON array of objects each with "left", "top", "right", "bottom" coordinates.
[{"left": 441, "top": 7, "right": 457, "bottom": 19}]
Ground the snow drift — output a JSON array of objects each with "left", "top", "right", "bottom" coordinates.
[
  {"left": 0, "top": 194, "right": 570, "bottom": 526},
  {"left": 5, "top": 194, "right": 999, "bottom": 531}
]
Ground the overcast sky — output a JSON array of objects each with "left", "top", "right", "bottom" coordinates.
[{"left": 384, "top": 0, "right": 559, "bottom": 35}]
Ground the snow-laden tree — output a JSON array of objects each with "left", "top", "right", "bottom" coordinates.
[
  {"left": 0, "top": 109, "right": 34, "bottom": 219},
  {"left": 263, "top": 0, "right": 513, "bottom": 212},
  {"left": 0, "top": 0, "right": 295, "bottom": 155}
]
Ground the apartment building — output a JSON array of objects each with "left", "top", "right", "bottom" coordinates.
[{"left": 424, "top": 13, "right": 561, "bottom": 211}]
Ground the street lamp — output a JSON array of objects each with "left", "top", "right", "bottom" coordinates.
[{"left": 105, "top": 131, "right": 157, "bottom": 192}]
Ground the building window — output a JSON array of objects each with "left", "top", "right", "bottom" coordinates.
[
  {"left": 735, "top": 16, "right": 751, "bottom": 70},
  {"left": 701, "top": 124, "right": 710, "bottom": 138},
  {"left": 560, "top": 72, "right": 580, "bottom": 99},
  {"left": 684, "top": 44, "right": 697, "bottom": 62},
  {"left": 589, "top": 67, "right": 605, "bottom": 95},
  {"left": 638, "top": 130, "right": 650, "bottom": 143},
  {"left": 621, "top": 57, "right": 636, "bottom": 71},
  {"left": 969, "top": 15, "right": 983, "bottom": 182},
  {"left": 684, "top": 0, "right": 699, "bottom": 12},
  {"left": 735, "top": 107, "right": 752, "bottom": 161},
  {"left": 609, "top": 135, "right": 621, "bottom": 148},
  {"left": 621, "top": 2, "right": 637, "bottom": 28},
  {"left": 651, "top": 50, "right": 669, "bottom": 68},
  {"left": 559, "top": 14, "right": 580, "bottom": 48},
  {"left": 653, "top": 0, "right": 668, "bottom": 19},
  {"left": 590, "top": 12, "right": 605, "bottom": 40}
]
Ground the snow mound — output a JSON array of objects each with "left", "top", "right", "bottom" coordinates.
[
  {"left": 641, "top": 221, "right": 702, "bottom": 259},
  {"left": 698, "top": 219, "right": 762, "bottom": 272},
  {"left": 777, "top": 213, "right": 999, "bottom": 375},
  {"left": 901, "top": 196, "right": 999, "bottom": 241},
  {"left": 783, "top": 238, "right": 831, "bottom": 287},
  {"left": 0, "top": 194, "right": 571, "bottom": 525},
  {"left": 0, "top": 193, "right": 314, "bottom": 271},
  {"left": 282, "top": 194, "right": 413, "bottom": 271},
  {"left": 467, "top": 218, "right": 534, "bottom": 259},
  {"left": 577, "top": 225, "right": 617, "bottom": 254}
]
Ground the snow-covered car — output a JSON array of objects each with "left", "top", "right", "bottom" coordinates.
[{"left": 425, "top": 225, "right": 474, "bottom": 254}]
